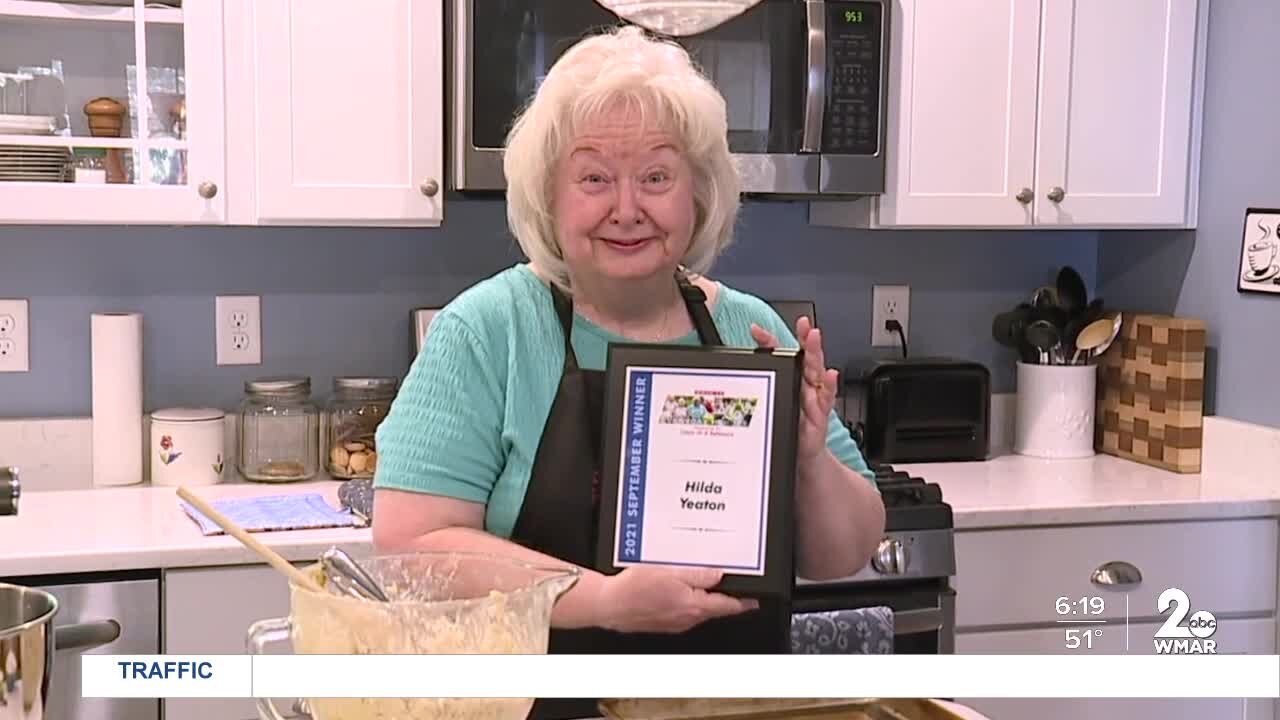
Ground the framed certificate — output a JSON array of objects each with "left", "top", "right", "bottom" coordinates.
[{"left": 595, "top": 344, "right": 802, "bottom": 598}]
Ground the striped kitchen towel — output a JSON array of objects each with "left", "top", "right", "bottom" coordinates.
[{"left": 179, "top": 493, "right": 364, "bottom": 536}]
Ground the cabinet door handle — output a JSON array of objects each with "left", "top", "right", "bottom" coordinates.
[
  {"left": 1016, "top": 188, "right": 1033, "bottom": 205},
  {"left": 198, "top": 181, "right": 218, "bottom": 199},
  {"left": 1047, "top": 186, "right": 1065, "bottom": 203},
  {"left": 420, "top": 179, "right": 439, "bottom": 197},
  {"left": 1090, "top": 560, "right": 1142, "bottom": 588},
  {"left": 54, "top": 619, "right": 121, "bottom": 652}
]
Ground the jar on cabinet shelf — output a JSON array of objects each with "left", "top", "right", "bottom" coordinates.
[
  {"left": 324, "top": 376, "right": 398, "bottom": 480},
  {"left": 72, "top": 149, "right": 107, "bottom": 184},
  {"left": 237, "top": 376, "right": 319, "bottom": 483}
]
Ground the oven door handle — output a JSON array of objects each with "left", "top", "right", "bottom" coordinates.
[
  {"left": 893, "top": 607, "right": 944, "bottom": 636},
  {"left": 801, "top": 0, "right": 826, "bottom": 153},
  {"left": 54, "top": 619, "right": 121, "bottom": 652}
]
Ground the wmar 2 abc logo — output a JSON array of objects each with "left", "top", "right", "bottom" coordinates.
[{"left": 1153, "top": 587, "right": 1217, "bottom": 654}]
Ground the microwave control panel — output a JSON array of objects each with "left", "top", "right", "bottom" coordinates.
[{"left": 824, "top": 1, "right": 883, "bottom": 156}]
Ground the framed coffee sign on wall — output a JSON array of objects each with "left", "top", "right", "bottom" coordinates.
[{"left": 1239, "top": 207, "right": 1280, "bottom": 295}]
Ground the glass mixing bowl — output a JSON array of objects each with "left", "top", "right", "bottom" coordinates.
[{"left": 247, "top": 551, "right": 580, "bottom": 720}]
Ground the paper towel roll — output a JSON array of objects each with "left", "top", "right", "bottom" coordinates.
[{"left": 91, "top": 312, "right": 144, "bottom": 486}]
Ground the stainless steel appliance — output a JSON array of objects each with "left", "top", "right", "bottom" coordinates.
[
  {"left": 1, "top": 571, "right": 162, "bottom": 720},
  {"left": 766, "top": 300, "right": 817, "bottom": 332},
  {"left": 451, "top": 0, "right": 889, "bottom": 197},
  {"left": 1, "top": 466, "right": 17, "bottom": 516},
  {"left": 793, "top": 462, "right": 957, "bottom": 654},
  {"left": 411, "top": 307, "right": 441, "bottom": 362}
]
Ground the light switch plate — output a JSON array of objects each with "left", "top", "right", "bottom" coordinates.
[
  {"left": 215, "top": 295, "right": 261, "bottom": 365},
  {"left": 0, "top": 298, "right": 29, "bottom": 372}
]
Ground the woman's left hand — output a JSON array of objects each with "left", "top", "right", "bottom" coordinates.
[{"left": 751, "top": 316, "right": 839, "bottom": 470}]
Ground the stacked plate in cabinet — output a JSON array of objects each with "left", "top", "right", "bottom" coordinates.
[
  {"left": 0, "top": 144, "right": 70, "bottom": 182},
  {"left": 0, "top": 114, "right": 69, "bottom": 182}
]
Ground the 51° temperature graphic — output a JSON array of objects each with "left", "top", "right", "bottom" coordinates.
[{"left": 1057, "top": 595, "right": 1108, "bottom": 650}]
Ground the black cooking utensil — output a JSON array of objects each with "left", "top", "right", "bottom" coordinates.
[
  {"left": 992, "top": 305, "right": 1032, "bottom": 348},
  {"left": 1031, "top": 285, "right": 1059, "bottom": 309},
  {"left": 1056, "top": 266, "right": 1088, "bottom": 317},
  {"left": 1030, "top": 303, "right": 1069, "bottom": 331},
  {"left": 1025, "top": 320, "right": 1060, "bottom": 364}
]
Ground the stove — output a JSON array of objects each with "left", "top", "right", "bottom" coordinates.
[{"left": 792, "top": 461, "right": 958, "bottom": 654}]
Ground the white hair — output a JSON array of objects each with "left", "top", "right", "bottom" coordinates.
[{"left": 502, "top": 24, "right": 741, "bottom": 293}]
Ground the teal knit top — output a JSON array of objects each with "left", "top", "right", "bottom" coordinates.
[{"left": 373, "top": 264, "right": 873, "bottom": 538}]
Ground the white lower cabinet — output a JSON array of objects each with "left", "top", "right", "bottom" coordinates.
[
  {"left": 163, "top": 564, "right": 297, "bottom": 720},
  {"left": 952, "top": 518, "right": 1279, "bottom": 720},
  {"left": 955, "top": 618, "right": 1275, "bottom": 720}
]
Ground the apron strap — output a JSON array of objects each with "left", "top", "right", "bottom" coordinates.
[
  {"left": 548, "top": 281, "right": 580, "bottom": 372},
  {"left": 676, "top": 271, "right": 724, "bottom": 346},
  {"left": 548, "top": 271, "right": 723, "bottom": 355}
]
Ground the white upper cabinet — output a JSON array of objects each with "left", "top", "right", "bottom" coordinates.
[
  {"left": 0, "top": 0, "right": 445, "bottom": 227},
  {"left": 228, "top": 0, "right": 444, "bottom": 226},
  {"left": 810, "top": 0, "right": 1207, "bottom": 230},
  {"left": 0, "top": 0, "right": 227, "bottom": 224},
  {"left": 870, "top": 0, "right": 1042, "bottom": 228},
  {"left": 1034, "top": 0, "right": 1201, "bottom": 227}
]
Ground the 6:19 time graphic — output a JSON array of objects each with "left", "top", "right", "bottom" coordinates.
[{"left": 1057, "top": 596, "right": 1106, "bottom": 650}]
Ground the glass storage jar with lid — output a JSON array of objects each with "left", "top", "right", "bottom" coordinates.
[
  {"left": 238, "top": 376, "right": 320, "bottom": 482},
  {"left": 324, "top": 376, "right": 398, "bottom": 479}
]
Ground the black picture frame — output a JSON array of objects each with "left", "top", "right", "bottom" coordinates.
[
  {"left": 594, "top": 343, "right": 803, "bottom": 598},
  {"left": 1237, "top": 207, "right": 1280, "bottom": 295}
]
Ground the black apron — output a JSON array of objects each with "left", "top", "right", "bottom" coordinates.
[{"left": 510, "top": 274, "right": 791, "bottom": 720}]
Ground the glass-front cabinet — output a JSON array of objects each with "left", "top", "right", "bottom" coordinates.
[{"left": 0, "top": 0, "right": 224, "bottom": 223}]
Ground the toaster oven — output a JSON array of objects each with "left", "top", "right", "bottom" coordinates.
[{"left": 846, "top": 357, "right": 991, "bottom": 464}]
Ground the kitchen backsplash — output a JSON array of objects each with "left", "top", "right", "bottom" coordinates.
[
  {"left": 3, "top": 393, "right": 1018, "bottom": 492},
  {"left": 0, "top": 199, "right": 1098, "bottom": 419},
  {"left": 10, "top": 402, "right": 1280, "bottom": 494}
]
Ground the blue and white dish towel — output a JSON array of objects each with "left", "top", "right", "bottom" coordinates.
[
  {"left": 179, "top": 493, "right": 364, "bottom": 536},
  {"left": 791, "top": 606, "right": 895, "bottom": 654}
]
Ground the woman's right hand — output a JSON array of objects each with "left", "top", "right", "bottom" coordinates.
[{"left": 595, "top": 566, "right": 760, "bottom": 634}]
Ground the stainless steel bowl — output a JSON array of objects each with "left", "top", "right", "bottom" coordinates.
[{"left": 0, "top": 583, "right": 58, "bottom": 719}]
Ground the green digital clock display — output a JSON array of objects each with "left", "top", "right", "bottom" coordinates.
[{"left": 844, "top": 10, "right": 865, "bottom": 23}]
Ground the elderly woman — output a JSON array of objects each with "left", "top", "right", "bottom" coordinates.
[{"left": 372, "top": 23, "right": 885, "bottom": 715}]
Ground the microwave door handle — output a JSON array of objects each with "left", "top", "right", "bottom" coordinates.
[{"left": 801, "top": 0, "right": 827, "bottom": 153}]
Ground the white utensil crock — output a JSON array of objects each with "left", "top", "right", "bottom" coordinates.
[
  {"left": 1014, "top": 362, "right": 1097, "bottom": 458},
  {"left": 150, "top": 407, "right": 225, "bottom": 486}
]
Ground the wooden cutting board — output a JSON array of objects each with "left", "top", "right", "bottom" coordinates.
[
  {"left": 1094, "top": 312, "right": 1207, "bottom": 473},
  {"left": 597, "top": 698, "right": 988, "bottom": 720}
]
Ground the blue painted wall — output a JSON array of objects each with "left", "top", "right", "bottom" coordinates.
[
  {"left": 1098, "top": 0, "right": 1280, "bottom": 428},
  {"left": 0, "top": 199, "right": 1095, "bottom": 418}
]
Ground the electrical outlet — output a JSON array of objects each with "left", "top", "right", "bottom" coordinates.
[
  {"left": 215, "top": 295, "right": 261, "bottom": 365},
  {"left": 871, "top": 285, "right": 910, "bottom": 349},
  {"left": 0, "top": 298, "right": 29, "bottom": 372}
]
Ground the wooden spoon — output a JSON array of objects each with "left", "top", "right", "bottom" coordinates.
[
  {"left": 1072, "top": 317, "right": 1115, "bottom": 364},
  {"left": 177, "top": 486, "right": 324, "bottom": 594}
]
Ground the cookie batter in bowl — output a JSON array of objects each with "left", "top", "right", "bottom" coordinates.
[{"left": 248, "top": 551, "right": 579, "bottom": 720}]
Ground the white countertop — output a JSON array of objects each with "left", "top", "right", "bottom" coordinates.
[
  {"left": 2, "top": 417, "right": 1277, "bottom": 577},
  {"left": 0, "top": 479, "right": 372, "bottom": 577},
  {"left": 902, "top": 452, "right": 1280, "bottom": 530},
  {"left": 901, "top": 415, "right": 1280, "bottom": 529}
]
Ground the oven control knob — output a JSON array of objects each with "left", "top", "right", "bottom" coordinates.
[{"left": 872, "top": 537, "right": 909, "bottom": 575}]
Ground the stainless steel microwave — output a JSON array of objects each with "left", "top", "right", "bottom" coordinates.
[{"left": 449, "top": 0, "right": 889, "bottom": 197}]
